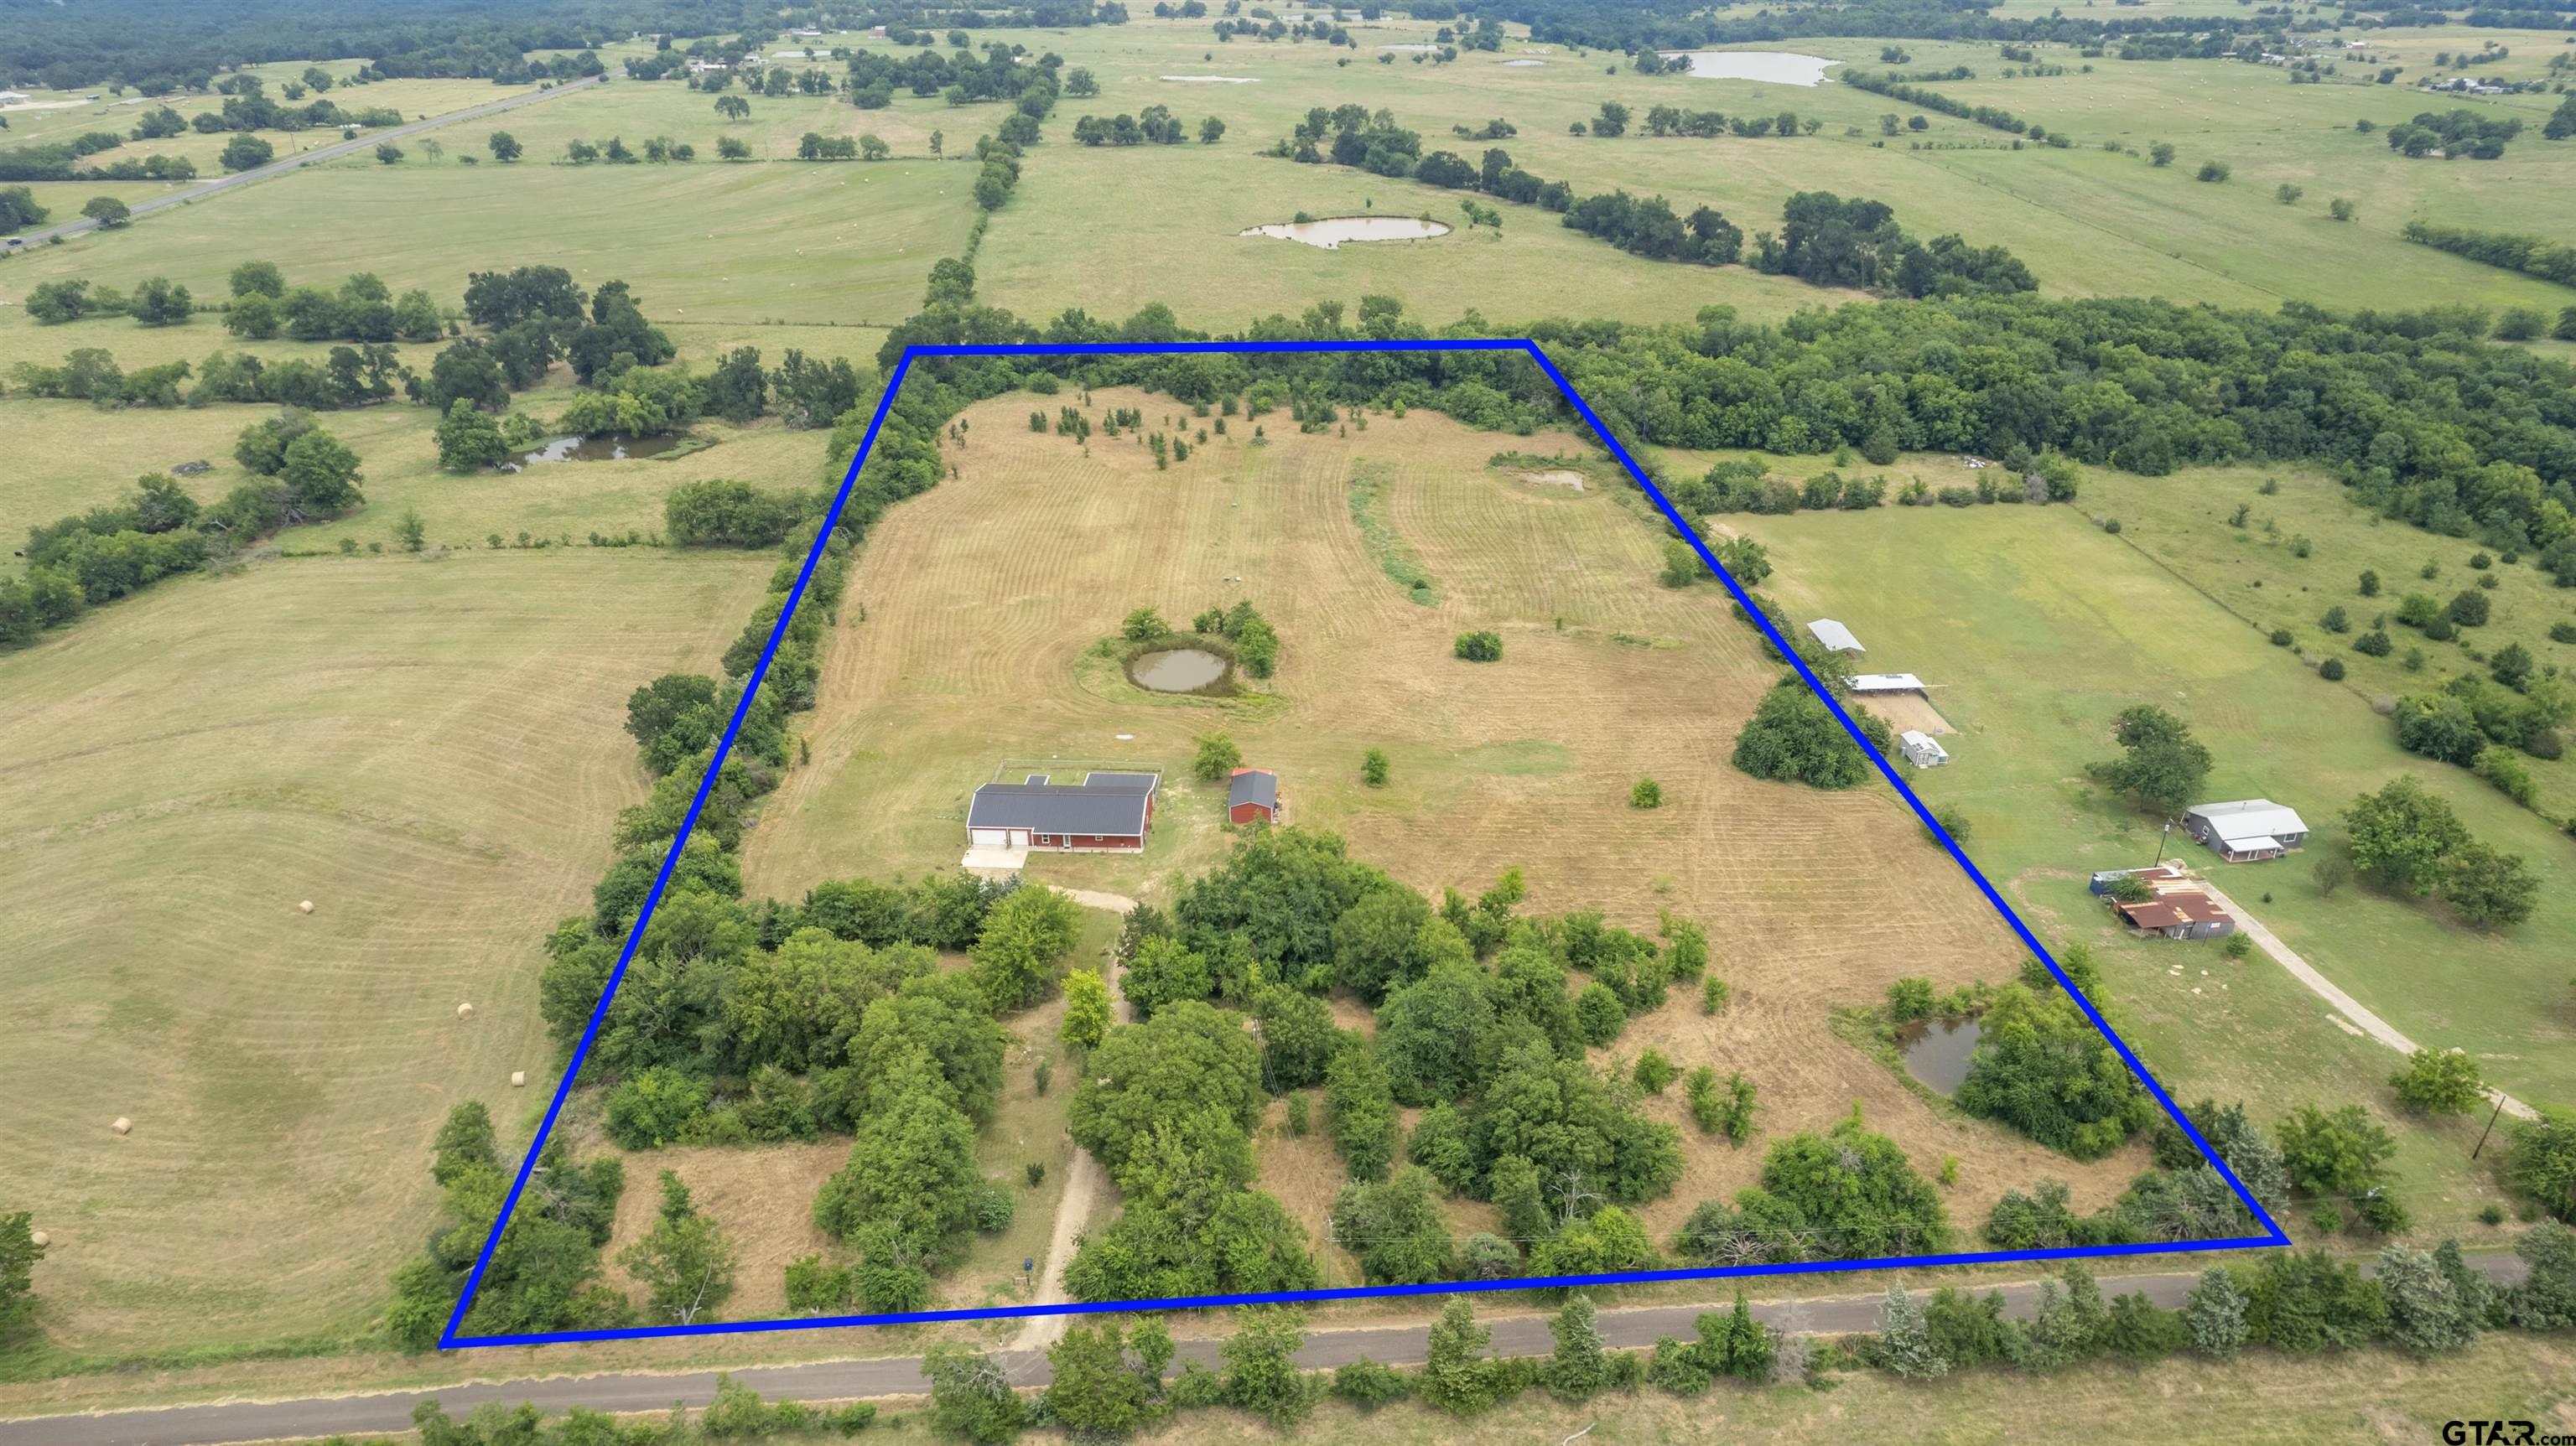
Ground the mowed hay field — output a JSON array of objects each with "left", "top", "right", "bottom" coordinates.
[
  {"left": 0, "top": 549, "right": 772, "bottom": 1360},
  {"left": 3, "top": 157, "right": 975, "bottom": 329},
  {"left": 740, "top": 387, "right": 2151, "bottom": 1260}
]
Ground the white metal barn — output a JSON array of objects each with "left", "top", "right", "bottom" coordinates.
[
  {"left": 1846, "top": 673, "right": 1926, "bottom": 695},
  {"left": 1807, "top": 619, "right": 1866, "bottom": 654}
]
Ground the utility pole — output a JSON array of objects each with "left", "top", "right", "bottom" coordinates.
[{"left": 2470, "top": 1090, "right": 2508, "bottom": 1159}]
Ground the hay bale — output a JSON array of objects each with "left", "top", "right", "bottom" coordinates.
[
  {"left": 455, "top": 1002, "right": 475, "bottom": 1019},
  {"left": 111, "top": 1117, "right": 132, "bottom": 1135},
  {"left": 510, "top": 1070, "right": 527, "bottom": 1087},
  {"left": 298, "top": 900, "right": 314, "bottom": 915},
  {"left": 29, "top": 1231, "right": 49, "bottom": 1248}
]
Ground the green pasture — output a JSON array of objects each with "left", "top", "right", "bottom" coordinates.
[
  {"left": 467, "top": 74, "right": 966, "bottom": 161},
  {"left": 4, "top": 157, "right": 975, "bottom": 328},
  {"left": 2086, "top": 463, "right": 2576, "bottom": 817},
  {"left": 941, "top": 18, "right": 2576, "bottom": 321},
  {"left": 1734, "top": 498, "right": 2574, "bottom": 1229}
]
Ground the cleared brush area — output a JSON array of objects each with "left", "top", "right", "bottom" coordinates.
[
  {"left": 0, "top": 549, "right": 771, "bottom": 1360},
  {"left": 740, "top": 387, "right": 2150, "bottom": 1267}
]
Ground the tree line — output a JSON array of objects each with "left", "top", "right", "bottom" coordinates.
[
  {"left": 1633, "top": 103, "right": 1820, "bottom": 140},
  {"left": 384, "top": 364, "right": 996, "bottom": 1334},
  {"left": 330, "top": 1221, "right": 2576, "bottom": 1441},
  {"left": 1, "top": 411, "right": 364, "bottom": 645},
  {"left": 1272, "top": 107, "right": 2036, "bottom": 298},
  {"left": 2400, "top": 220, "right": 2576, "bottom": 292},
  {"left": 0, "top": 0, "right": 694, "bottom": 92},
  {"left": 870, "top": 272, "right": 2576, "bottom": 566},
  {"left": 1841, "top": 69, "right": 2069, "bottom": 144},
  {"left": 1071, "top": 107, "right": 1222, "bottom": 146}
]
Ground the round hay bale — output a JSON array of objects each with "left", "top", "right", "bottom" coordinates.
[
  {"left": 510, "top": 1070, "right": 527, "bottom": 1087},
  {"left": 111, "top": 1117, "right": 132, "bottom": 1135},
  {"left": 455, "top": 1002, "right": 475, "bottom": 1019},
  {"left": 29, "top": 1231, "right": 49, "bottom": 1248},
  {"left": 298, "top": 900, "right": 314, "bottom": 915}
]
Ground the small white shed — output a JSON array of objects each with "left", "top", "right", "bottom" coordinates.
[{"left": 1898, "top": 730, "right": 1949, "bottom": 769}]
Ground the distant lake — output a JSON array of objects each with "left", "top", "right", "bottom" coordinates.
[
  {"left": 1661, "top": 51, "right": 1841, "bottom": 86},
  {"left": 1239, "top": 215, "right": 1452, "bottom": 250}
]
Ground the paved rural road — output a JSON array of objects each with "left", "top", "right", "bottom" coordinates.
[
  {"left": 0, "top": 1256, "right": 2527, "bottom": 1446},
  {"left": 4, "top": 75, "right": 600, "bottom": 247},
  {"left": 2193, "top": 878, "right": 2537, "bottom": 1122}
]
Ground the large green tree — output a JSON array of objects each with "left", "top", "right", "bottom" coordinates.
[
  {"left": 1069, "top": 1001, "right": 1265, "bottom": 1187},
  {"left": 967, "top": 885, "right": 1082, "bottom": 1013},
  {"left": 2092, "top": 704, "right": 2213, "bottom": 810},
  {"left": 2343, "top": 777, "right": 2469, "bottom": 894},
  {"left": 434, "top": 397, "right": 511, "bottom": 471}
]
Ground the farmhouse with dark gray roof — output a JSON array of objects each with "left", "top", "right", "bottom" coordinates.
[{"left": 967, "top": 771, "right": 1157, "bottom": 853}]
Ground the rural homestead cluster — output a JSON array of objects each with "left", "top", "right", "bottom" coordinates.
[
  {"left": 1808, "top": 614, "right": 2318, "bottom": 946},
  {"left": 962, "top": 764, "right": 1281, "bottom": 866}
]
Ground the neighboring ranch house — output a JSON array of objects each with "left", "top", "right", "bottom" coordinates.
[
  {"left": 1807, "top": 619, "right": 1865, "bottom": 654},
  {"left": 1228, "top": 767, "right": 1280, "bottom": 824},
  {"left": 1896, "top": 729, "right": 1949, "bottom": 769},
  {"left": 968, "top": 771, "right": 1157, "bottom": 853},
  {"left": 2112, "top": 892, "right": 2237, "bottom": 940},
  {"left": 2184, "top": 799, "right": 2309, "bottom": 863}
]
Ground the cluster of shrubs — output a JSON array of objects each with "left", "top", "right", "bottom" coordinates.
[{"left": 2, "top": 414, "right": 363, "bottom": 646}]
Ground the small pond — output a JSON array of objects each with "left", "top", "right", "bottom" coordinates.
[
  {"left": 1893, "top": 1016, "right": 1982, "bottom": 1094},
  {"left": 1128, "top": 647, "right": 1233, "bottom": 694},
  {"left": 514, "top": 433, "right": 690, "bottom": 466},
  {"left": 1661, "top": 50, "right": 1841, "bottom": 86},
  {"left": 1239, "top": 215, "right": 1452, "bottom": 250}
]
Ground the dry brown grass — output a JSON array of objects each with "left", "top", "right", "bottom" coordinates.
[
  {"left": 598, "top": 1141, "right": 850, "bottom": 1323},
  {"left": 738, "top": 388, "right": 2149, "bottom": 1273}
]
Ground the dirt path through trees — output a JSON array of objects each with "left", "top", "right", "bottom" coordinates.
[{"left": 1012, "top": 887, "right": 1137, "bottom": 1352}]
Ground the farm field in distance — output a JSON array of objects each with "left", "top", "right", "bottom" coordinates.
[{"left": 0, "top": 549, "right": 772, "bottom": 1363}]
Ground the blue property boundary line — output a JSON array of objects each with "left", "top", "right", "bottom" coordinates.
[{"left": 441, "top": 339, "right": 2289, "bottom": 1350}]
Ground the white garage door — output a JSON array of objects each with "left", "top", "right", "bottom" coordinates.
[{"left": 970, "top": 828, "right": 1008, "bottom": 847}]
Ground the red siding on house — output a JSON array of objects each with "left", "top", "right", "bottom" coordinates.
[
  {"left": 1031, "top": 832, "right": 1145, "bottom": 851},
  {"left": 1228, "top": 802, "right": 1275, "bottom": 825}
]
